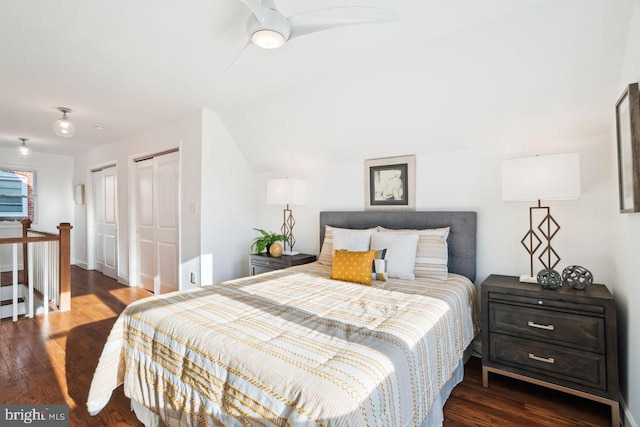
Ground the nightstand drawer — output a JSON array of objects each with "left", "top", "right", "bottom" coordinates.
[
  {"left": 251, "top": 265, "right": 278, "bottom": 275},
  {"left": 488, "top": 291, "right": 604, "bottom": 314},
  {"left": 251, "top": 258, "right": 281, "bottom": 268},
  {"left": 490, "top": 334, "right": 606, "bottom": 390},
  {"left": 249, "top": 253, "right": 317, "bottom": 276},
  {"left": 489, "top": 302, "right": 605, "bottom": 353}
]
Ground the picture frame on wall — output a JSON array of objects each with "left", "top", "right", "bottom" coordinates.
[
  {"left": 615, "top": 82, "right": 640, "bottom": 213},
  {"left": 364, "top": 155, "right": 416, "bottom": 210}
]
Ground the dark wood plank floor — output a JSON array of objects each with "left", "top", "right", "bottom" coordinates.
[
  {"left": 444, "top": 357, "right": 610, "bottom": 426},
  {"left": 0, "top": 267, "right": 149, "bottom": 426},
  {"left": 0, "top": 267, "right": 611, "bottom": 426}
]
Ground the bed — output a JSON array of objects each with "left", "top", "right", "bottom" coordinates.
[{"left": 87, "top": 211, "right": 478, "bottom": 426}]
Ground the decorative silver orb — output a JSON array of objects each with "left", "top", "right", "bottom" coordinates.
[
  {"left": 562, "top": 265, "right": 593, "bottom": 290},
  {"left": 537, "top": 269, "right": 561, "bottom": 290}
]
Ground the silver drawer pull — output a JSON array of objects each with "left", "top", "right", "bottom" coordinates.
[
  {"left": 528, "top": 321, "right": 554, "bottom": 331},
  {"left": 529, "top": 353, "right": 555, "bottom": 364}
]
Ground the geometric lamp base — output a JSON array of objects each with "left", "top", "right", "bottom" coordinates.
[{"left": 519, "top": 274, "right": 538, "bottom": 284}]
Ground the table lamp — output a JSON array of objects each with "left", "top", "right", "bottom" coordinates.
[
  {"left": 502, "top": 153, "right": 580, "bottom": 283},
  {"left": 267, "top": 178, "right": 307, "bottom": 255}
]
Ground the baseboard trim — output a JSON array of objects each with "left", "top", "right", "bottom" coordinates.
[
  {"left": 74, "top": 261, "right": 88, "bottom": 270},
  {"left": 117, "top": 275, "right": 130, "bottom": 286},
  {"left": 622, "top": 396, "right": 637, "bottom": 427}
]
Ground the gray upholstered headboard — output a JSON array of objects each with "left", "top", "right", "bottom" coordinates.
[{"left": 319, "top": 211, "right": 477, "bottom": 282}]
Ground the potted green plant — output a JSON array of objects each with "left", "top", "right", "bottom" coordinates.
[{"left": 251, "top": 228, "right": 289, "bottom": 254}]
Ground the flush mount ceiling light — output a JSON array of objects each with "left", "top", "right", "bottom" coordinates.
[
  {"left": 16, "top": 138, "right": 32, "bottom": 158},
  {"left": 251, "top": 29, "right": 286, "bottom": 49},
  {"left": 53, "top": 107, "right": 76, "bottom": 137}
]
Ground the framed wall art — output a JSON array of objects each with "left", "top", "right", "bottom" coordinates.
[
  {"left": 364, "top": 155, "right": 415, "bottom": 210},
  {"left": 615, "top": 82, "right": 640, "bottom": 213}
]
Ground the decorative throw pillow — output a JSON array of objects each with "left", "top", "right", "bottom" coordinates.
[
  {"left": 331, "top": 250, "right": 378, "bottom": 285},
  {"left": 333, "top": 228, "right": 373, "bottom": 251},
  {"left": 318, "top": 226, "right": 375, "bottom": 266},
  {"left": 371, "top": 248, "right": 388, "bottom": 282},
  {"left": 370, "top": 232, "right": 419, "bottom": 280},
  {"left": 378, "top": 226, "right": 450, "bottom": 280}
]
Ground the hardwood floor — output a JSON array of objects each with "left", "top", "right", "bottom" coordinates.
[
  {"left": 0, "top": 267, "right": 612, "bottom": 426},
  {"left": 0, "top": 267, "right": 150, "bottom": 426},
  {"left": 444, "top": 357, "right": 611, "bottom": 426}
]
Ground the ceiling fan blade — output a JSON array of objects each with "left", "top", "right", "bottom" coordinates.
[
  {"left": 237, "top": 0, "right": 270, "bottom": 26},
  {"left": 228, "top": 40, "right": 252, "bottom": 68},
  {"left": 288, "top": 7, "right": 399, "bottom": 40}
]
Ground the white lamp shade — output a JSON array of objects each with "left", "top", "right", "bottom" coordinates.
[
  {"left": 267, "top": 178, "right": 307, "bottom": 206},
  {"left": 502, "top": 153, "right": 580, "bottom": 201}
]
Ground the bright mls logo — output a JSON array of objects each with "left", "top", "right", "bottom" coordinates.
[{"left": 1, "top": 405, "right": 68, "bottom": 426}]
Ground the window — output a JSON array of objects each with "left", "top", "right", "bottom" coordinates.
[{"left": 0, "top": 169, "right": 36, "bottom": 222}]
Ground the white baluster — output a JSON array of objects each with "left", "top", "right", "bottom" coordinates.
[
  {"left": 34, "top": 242, "right": 39, "bottom": 296},
  {"left": 55, "top": 241, "right": 60, "bottom": 307},
  {"left": 28, "top": 242, "right": 34, "bottom": 318},
  {"left": 12, "top": 243, "right": 18, "bottom": 322},
  {"left": 43, "top": 241, "right": 49, "bottom": 316}
]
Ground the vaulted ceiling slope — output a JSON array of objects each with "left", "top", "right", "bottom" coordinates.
[{"left": 0, "top": 0, "right": 633, "bottom": 170}]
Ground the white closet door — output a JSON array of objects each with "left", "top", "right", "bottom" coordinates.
[
  {"left": 136, "top": 151, "right": 179, "bottom": 294},
  {"left": 93, "top": 172, "right": 105, "bottom": 274},
  {"left": 93, "top": 166, "right": 118, "bottom": 280}
]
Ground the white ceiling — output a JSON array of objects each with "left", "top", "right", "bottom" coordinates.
[{"left": 0, "top": 0, "right": 633, "bottom": 168}]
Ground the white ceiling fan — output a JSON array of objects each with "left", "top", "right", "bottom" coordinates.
[{"left": 237, "top": 0, "right": 399, "bottom": 50}]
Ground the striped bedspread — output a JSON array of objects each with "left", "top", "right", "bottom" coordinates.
[{"left": 87, "top": 263, "right": 478, "bottom": 426}]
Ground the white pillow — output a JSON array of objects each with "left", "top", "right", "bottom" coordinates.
[
  {"left": 332, "top": 228, "right": 373, "bottom": 251},
  {"left": 318, "top": 226, "right": 376, "bottom": 266},
  {"left": 370, "top": 231, "right": 419, "bottom": 279},
  {"left": 378, "top": 226, "right": 450, "bottom": 280}
]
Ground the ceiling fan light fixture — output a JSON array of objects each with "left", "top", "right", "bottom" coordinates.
[
  {"left": 251, "top": 29, "right": 285, "bottom": 49},
  {"left": 16, "top": 138, "right": 32, "bottom": 159},
  {"left": 53, "top": 107, "right": 76, "bottom": 138}
]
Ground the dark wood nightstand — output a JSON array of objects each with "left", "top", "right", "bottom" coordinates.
[
  {"left": 481, "top": 274, "right": 619, "bottom": 426},
  {"left": 249, "top": 253, "right": 317, "bottom": 276}
]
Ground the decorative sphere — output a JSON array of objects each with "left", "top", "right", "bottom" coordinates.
[
  {"left": 562, "top": 265, "right": 593, "bottom": 290},
  {"left": 537, "top": 269, "right": 562, "bottom": 290},
  {"left": 269, "top": 242, "right": 283, "bottom": 257}
]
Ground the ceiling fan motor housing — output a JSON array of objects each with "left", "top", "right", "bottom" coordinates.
[{"left": 247, "top": 7, "right": 291, "bottom": 45}]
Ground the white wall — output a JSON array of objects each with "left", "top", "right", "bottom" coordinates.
[
  {"left": 611, "top": 1, "right": 640, "bottom": 425},
  {"left": 254, "top": 138, "right": 612, "bottom": 285},
  {"left": 200, "top": 110, "right": 255, "bottom": 284},
  {"left": 0, "top": 148, "right": 74, "bottom": 271},
  {"left": 73, "top": 111, "right": 203, "bottom": 288},
  {"left": 73, "top": 108, "right": 255, "bottom": 289}
]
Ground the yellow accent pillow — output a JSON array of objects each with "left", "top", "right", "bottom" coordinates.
[{"left": 330, "top": 250, "right": 378, "bottom": 286}]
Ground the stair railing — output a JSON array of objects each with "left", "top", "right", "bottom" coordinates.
[{"left": 0, "top": 220, "right": 72, "bottom": 322}]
